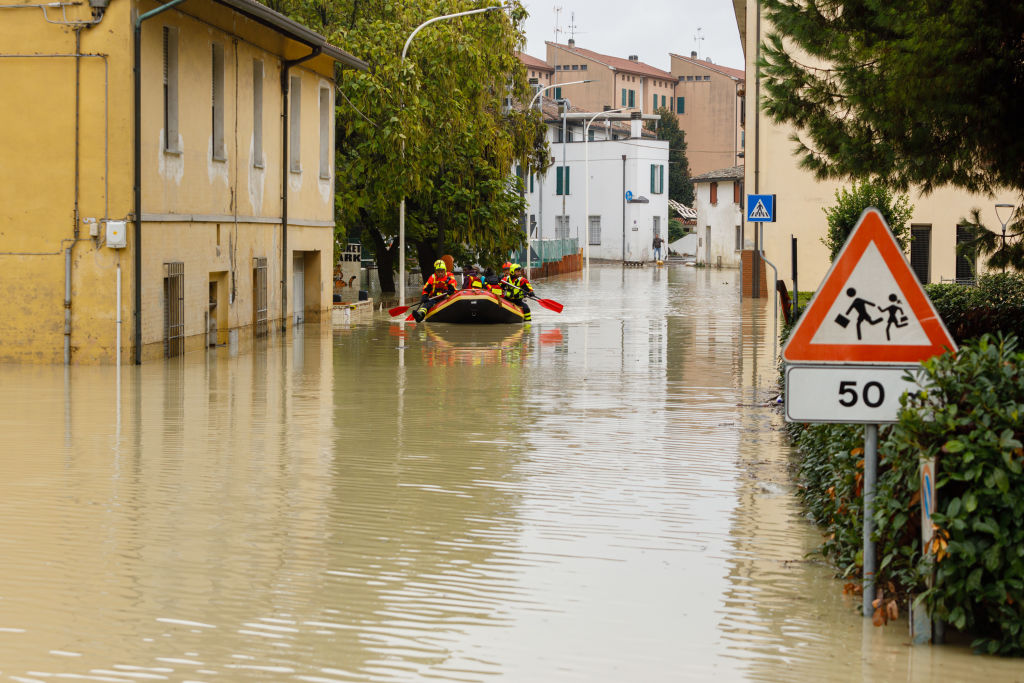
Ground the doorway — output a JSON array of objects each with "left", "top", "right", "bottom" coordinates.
[{"left": 293, "top": 254, "right": 305, "bottom": 325}]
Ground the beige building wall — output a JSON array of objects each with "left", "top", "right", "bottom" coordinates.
[
  {"left": 0, "top": 0, "right": 346, "bottom": 364},
  {"left": 669, "top": 54, "right": 744, "bottom": 176},
  {"left": 738, "top": 1, "right": 1016, "bottom": 291},
  {"left": 546, "top": 42, "right": 676, "bottom": 116}
]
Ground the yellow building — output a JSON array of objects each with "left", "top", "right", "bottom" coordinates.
[
  {"left": 0, "top": 0, "right": 365, "bottom": 364},
  {"left": 733, "top": 1, "right": 1016, "bottom": 291}
]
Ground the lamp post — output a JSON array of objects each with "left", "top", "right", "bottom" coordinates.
[
  {"left": 583, "top": 108, "right": 627, "bottom": 279},
  {"left": 526, "top": 79, "right": 591, "bottom": 278},
  {"left": 995, "top": 203, "right": 1015, "bottom": 274},
  {"left": 397, "top": 6, "right": 499, "bottom": 307}
]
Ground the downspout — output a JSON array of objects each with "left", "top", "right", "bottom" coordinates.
[
  {"left": 752, "top": 0, "right": 762, "bottom": 297},
  {"left": 134, "top": 0, "right": 188, "bottom": 365},
  {"left": 280, "top": 47, "right": 321, "bottom": 331},
  {"left": 621, "top": 154, "right": 626, "bottom": 261}
]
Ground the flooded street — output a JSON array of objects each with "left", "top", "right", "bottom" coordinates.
[{"left": 1, "top": 264, "right": 1020, "bottom": 682}]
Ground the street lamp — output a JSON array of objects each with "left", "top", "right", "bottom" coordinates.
[
  {"left": 583, "top": 108, "right": 627, "bottom": 279},
  {"left": 397, "top": 5, "right": 500, "bottom": 307},
  {"left": 526, "top": 79, "right": 591, "bottom": 278},
  {"left": 995, "top": 203, "right": 1015, "bottom": 274}
]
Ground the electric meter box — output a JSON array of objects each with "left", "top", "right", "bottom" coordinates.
[{"left": 106, "top": 220, "right": 127, "bottom": 248}]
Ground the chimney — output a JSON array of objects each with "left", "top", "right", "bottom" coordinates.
[
  {"left": 690, "top": 50, "right": 697, "bottom": 58},
  {"left": 706, "top": 57, "right": 713, "bottom": 63},
  {"left": 628, "top": 55, "right": 638, "bottom": 62},
  {"left": 630, "top": 110, "right": 642, "bottom": 139},
  {"left": 568, "top": 38, "right": 575, "bottom": 48}
]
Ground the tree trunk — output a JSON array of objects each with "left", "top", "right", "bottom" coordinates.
[
  {"left": 414, "top": 240, "right": 438, "bottom": 284},
  {"left": 369, "top": 228, "right": 396, "bottom": 293}
]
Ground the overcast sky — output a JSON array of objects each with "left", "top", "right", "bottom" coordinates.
[{"left": 520, "top": 0, "right": 744, "bottom": 72}]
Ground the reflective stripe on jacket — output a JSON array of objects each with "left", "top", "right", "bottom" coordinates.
[{"left": 423, "top": 273, "right": 456, "bottom": 298}]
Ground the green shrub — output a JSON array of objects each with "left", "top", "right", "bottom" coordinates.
[
  {"left": 822, "top": 181, "right": 913, "bottom": 262},
  {"left": 887, "top": 334, "right": 1024, "bottom": 654},
  {"left": 926, "top": 273, "right": 1024, "bottom": 343}
]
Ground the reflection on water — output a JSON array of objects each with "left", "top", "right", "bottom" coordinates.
[{"left": 0, "top": 264, "right": 1019, "bottom": 681}]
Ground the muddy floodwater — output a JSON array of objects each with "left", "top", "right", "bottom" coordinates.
[{"left": 1, "top": 264, "right": 1020, "bottom": 682}]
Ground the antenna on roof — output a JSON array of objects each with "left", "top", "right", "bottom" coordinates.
[
  {"left": 567, "top": 11, "right": 583, "bottom": 42},
  {"left": 693, "top": 27, "right": 704, "bottom": 60}
]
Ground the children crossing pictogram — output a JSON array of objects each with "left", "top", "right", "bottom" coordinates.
[{"left": 783, "top": 208, "right": 956, "bottom": 364}]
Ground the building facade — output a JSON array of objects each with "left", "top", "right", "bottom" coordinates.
[
  {"left": 544, "top": 40, "right": 676, "bottom": 117},
  {"left": 0, "top": 0, "right": 364, "bottom": 363},
  {"left": 734, "top": 1, "right": 1017, "bottom": 292},
  {"left": 668, "top": 52, "right": 745, "bottom": 176},
  {"left": 522, "top": 102, "right": 670, "bottom": 264},
  {"left": 693, "top": 166, "right": 747, "bottom": 268}
]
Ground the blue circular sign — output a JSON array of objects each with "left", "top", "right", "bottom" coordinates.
[{"left": 625, "top": 191, "right": 633, "bottom": 201}]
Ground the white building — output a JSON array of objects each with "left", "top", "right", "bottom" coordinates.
[
  {"left": 693, "top": 165, "right": 747, "bottom": 267},
  {"left": 521, "top": 101, "right": 670, "bottom": 264}
]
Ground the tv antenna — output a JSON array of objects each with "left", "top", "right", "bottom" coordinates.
[
  {"left": 694, "top": 27, "right": 704, "bottom": 59},
  {"left": 567, "top": 11, "right": 584, "bottom": 42}
]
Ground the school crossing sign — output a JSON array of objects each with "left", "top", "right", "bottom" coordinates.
[{"left": 783, "top": 208, "right": 956, "bottom": 423}]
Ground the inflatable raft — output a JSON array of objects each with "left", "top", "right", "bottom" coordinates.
[{"left": 417, "top": 289, "right": 524, "bottom": 324}]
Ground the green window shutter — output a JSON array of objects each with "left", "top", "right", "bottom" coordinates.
[
  {"left": 677, "top": 96, "right": 685, "bottom": 114},
  {"left": 661, "top": 95, "right": 666, "bottom": 108},
  {"left": 621, "top": 88, "right": 626, "bottom": 106},
  {"left": 530, "top": 173, "right": 534, "bottom": 193},
  {"left": 659, "top": 165, "right": 664, "bottom": 194},
  {"left": 653, "top": 94, "right": 657, "bottom": 111},
  {"left": 556, "top": 167, "right": 563, "bottom": 195},
  {"left": 566, "top": 166, "right": 570, "bottom": 195},
  {"left": 650, "top": 164, "right": 655, "bottom": 192},
  {"left": 555, "top": 87, "right": 562, "bottom": 100},
  {"left": 629, "top": 90, "right": 635, "bottom": 107}
]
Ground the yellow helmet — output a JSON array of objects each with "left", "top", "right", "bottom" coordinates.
[
  {"left": 509, "top": 263, "right": 522, "bottom": 275},
  {"left": 433, "top": 260, "right": 446, "bottom": 272}
]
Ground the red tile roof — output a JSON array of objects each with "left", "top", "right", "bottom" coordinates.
[
  {"left": 669, "top": 53, "right": 744, "bottom": 81},
  {"left": 517, "top": 52, "right": 554, "bottom": 72},
  {"left": 546, "top": 42, "right": 674, "bottom": 80}
]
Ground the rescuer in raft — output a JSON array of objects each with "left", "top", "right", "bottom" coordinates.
[
  {"left": 413, "top": 260, "right": 457, "bottom": 321},
  {"left": 501, "top": 263, "right": 534, "bottom": 321}
]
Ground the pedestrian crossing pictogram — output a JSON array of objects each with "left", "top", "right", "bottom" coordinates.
[
  {"left": 749, "top": 200, "right": 771, "bottom": 220},
  {"left": 782, "top": 208, "right": 956, "bottom": 364}
]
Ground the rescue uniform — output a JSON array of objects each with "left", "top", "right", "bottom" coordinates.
[
  {"left": 414, "top": 271, "right": 456, "bottom": 321},
  {"left": 501, "top": 274, "right": 534, "bottom": 321}
]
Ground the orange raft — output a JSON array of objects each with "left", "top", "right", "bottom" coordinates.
[{"left": 418, "top": 289, "right": 525, "bottom": 324}]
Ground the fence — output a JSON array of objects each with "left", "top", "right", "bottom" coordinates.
[{"left": 515, "top": 238, "right": 579, "bottom": 269}]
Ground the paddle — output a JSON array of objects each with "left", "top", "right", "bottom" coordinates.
[
  {"left": 388, "top": 294, "right": 446, "bottom": 318},
  {"left": 501, "top": 281, "right": 564, "bottom": 314}
]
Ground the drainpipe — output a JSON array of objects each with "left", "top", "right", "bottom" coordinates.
[
  {"left": 133, "top": 0, "right": 188, "bottom": 364},
  {"left": 621, "top": 154, "right": 626, "bottom": 261},
  {"left": 280, "top": 47, "right": 321, "bottom": 331}
]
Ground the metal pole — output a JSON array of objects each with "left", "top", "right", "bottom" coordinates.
[
  {"left": 583, "top": 108, "right": 627, "bottom": 279},
  {"left": 791, "top": 235, "right": 799, "bottom": 318},
  {"left": 621, "top": 154, "right": 626, "bottom": 261},
  {"left": 863, "top": 423, "right": 879, "bottom": 617},
  {"left": 397, "top": 6, "right": 498, "bottom": 307}
]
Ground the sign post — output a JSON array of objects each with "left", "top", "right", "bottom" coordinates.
[{"left": 782, "top": 208, "right": 957, "bottom": 619}]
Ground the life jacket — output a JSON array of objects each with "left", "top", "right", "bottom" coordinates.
[
  {"left": 502, "top": 275, "right": 532, "bottom": 300},
  {"left": 423, "top": 272, "right": 456, "bottom": 298},
  {"left": 464, "top": 274, "right": 485, "bottom": 289}
]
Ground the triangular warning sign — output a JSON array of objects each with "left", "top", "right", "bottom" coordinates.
[
  {"left": 750, "top": 200, "right": 771, "bottom": 220},
  {"left": 783, "top": 208, "right": 957, "bottom": 364}
]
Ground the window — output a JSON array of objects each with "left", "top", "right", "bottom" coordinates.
[
  {"left": 554, "top": 86, "right": 562, "bottom": 100},
  {"left": 571, "top": 64, "right": 578, "bottom": 70},
  {"left": 910, "top": 225, "right": 931, "bottom": 284},
  {"left": 530, "top": 173, "right": 534, "bottom": 193},
  {"left": 628, "top": 89, "right": 635, "bottom": 108},
  {"left": 653, "top": 215, "right": 661, "bottom": 237},
  {"left": 162, "top": 26, "right": 180, "bottom": 153},
  {"left": 556, "top": 166, "right": 570, "bottom": 195},
  {"left": 670, "top": 97, "right": 674, "bottom": 112},
  {"left": 733, "top": 181, "right": 741, "bottom": 204},
  {"left": 735, "top": 225, "right": 743, "bottom": 251},
  {"left": 211, "top": 42, "right": 226, "bottom": 160},
  {"left": 710, "top": 181, "right": 718, "bottom": 205},
  {"left": 661, "top": 95, "right": 666, "bottom": 108},
  {"left": 588, "top": 216, "right": 601, "bottom": 245},
  {"left": 653, "top": 93, "right": 658, "bottom": 111},
  {"left": 567, "top": 129, "right": 574, "bottom": 143},
  {"left": 621, "top": 88, "right": 627, "bottom": 106},
  {"left": 253, "top": 257, "right": 268, "bottom": 338},
  {"left": 319, "top": 86, "right": 331, "bottom": 179},
  {"left": 955, "top": 224, "right": 975, "bottom": 281},
  {"left": 686, "top": 75, "right": 693, "bottom": 81},
  {"left": 555, "top": 215, "right": 570, "bottom": 240},
  {"left": 581, "top": 64, "right": 587, "bottom": 70},
  {"left": 677, "top": 96, "right": 685, "bottom": 114},
  {"left": 588, "top": 129, "right": 594, "bottom": 141},
  {"left": 289, "top": 75, "right": 301, "bottom": 172},
  {"left": 252, "top": 60, "right": 264, "bottom": 167},
  {"left": 650, "top": 164, "right": 664, "bottom": 194},
  {"left": 704, "top": 75, "right": 710, "bottom": 80},
  {"left": 556, "top": 127, "right": 563, "bottom": 143}
]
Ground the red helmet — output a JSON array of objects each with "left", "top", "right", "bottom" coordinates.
[{"left": 501, "top": 262, "right": 511, "bottom": 270}]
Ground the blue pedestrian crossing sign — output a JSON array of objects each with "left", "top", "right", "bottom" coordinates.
[{"left": 747, "top": 194, "right": 776, "bottom": 223}]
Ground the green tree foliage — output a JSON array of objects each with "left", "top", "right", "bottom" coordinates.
[
  {"left": 956, "top": 209, "right": 1024, "bottom": 274},
  {"left": 759, "top": 1, "right": 1024, "bottom": 199},
  {"left": 284, "top": 0, "right": 548, "bottom": 291},
  {"left": 654, "top": 107, "right": 694, "bottom": 206},
  {"left": 822, "top": 180, "right": 912, "bottom": 262}
]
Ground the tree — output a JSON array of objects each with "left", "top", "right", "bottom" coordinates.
[
  {"left": 822, "top": 180, "right": 912, "bottom": 262},
  {"left": 654, "top": 107, "right": 694, "bottom": 206},
  {"left": 956, "top": 209, "right": 1024, "bottom": 274},
  {"left": 759, "top": 1, "right": 1024, "bottom": 198},
  {"left": 287, "top": 0, "right": 548, "bottom": 291}
]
